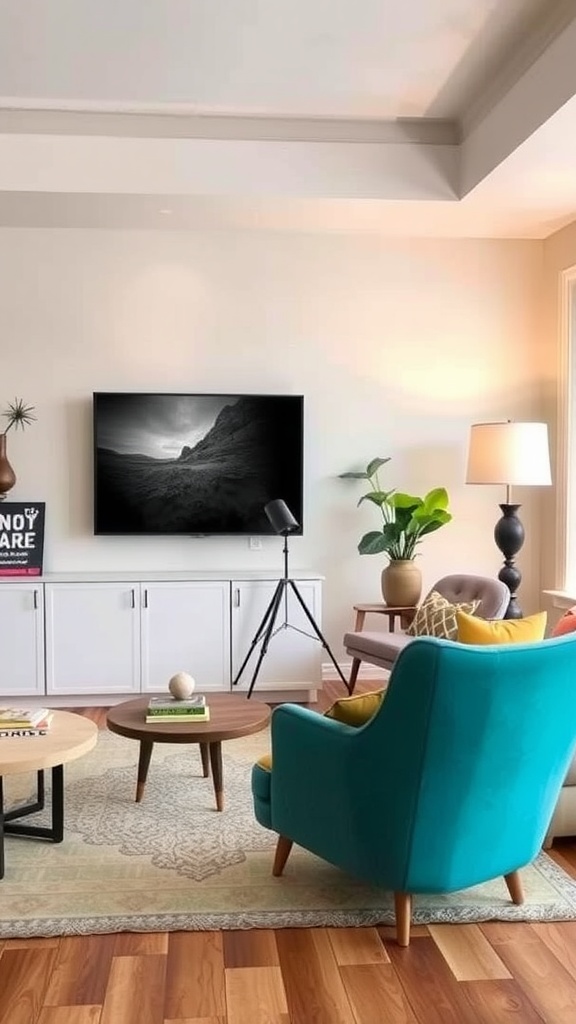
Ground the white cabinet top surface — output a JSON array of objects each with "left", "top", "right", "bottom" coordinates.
[{"left": 0, "top": 569, "right": 324, "bottom": 583}]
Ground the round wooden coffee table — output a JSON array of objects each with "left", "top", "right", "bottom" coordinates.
[
  {"left": 106, "top": 693, "right": 271, "bottom": 811},
  {"left": 0, "top": 710, "right": 98, "bottom": 879}
]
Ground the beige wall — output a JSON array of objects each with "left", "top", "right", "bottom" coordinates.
[
  {"left": 0, "top": 228, "right": 545, "bottom": 652},
  {"left": 541, "top": 219, "right": 576, "bottom": 626}
]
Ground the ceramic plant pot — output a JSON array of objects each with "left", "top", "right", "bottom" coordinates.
[{"left": 381, "top": 559, "right": 422, "bottom": 607}]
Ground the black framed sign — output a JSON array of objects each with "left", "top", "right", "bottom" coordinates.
[{"left": 0, "top": 502, "right": 46, "bottom": 576}]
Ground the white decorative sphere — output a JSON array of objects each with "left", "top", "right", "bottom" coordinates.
[{"left": 168, "top": 672, "right": 196, "bottom": 700}]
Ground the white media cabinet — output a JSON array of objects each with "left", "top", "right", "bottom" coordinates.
[{"left": 0, "top": 571, "right": 324, "bottom": 705}]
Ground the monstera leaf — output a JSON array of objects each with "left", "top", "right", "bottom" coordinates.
[{"left": 341, "top": 459, "right": 452, "bottom": 560}]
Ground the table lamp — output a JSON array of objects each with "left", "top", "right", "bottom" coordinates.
[{"left": 465, "top": 421, "right": 551, "bottom": 618}]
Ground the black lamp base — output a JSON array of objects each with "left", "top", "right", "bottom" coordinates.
[{"left": 494, "top": 503, "right": 525, "bottom": 619}]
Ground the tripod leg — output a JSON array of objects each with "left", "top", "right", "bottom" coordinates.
[
  {"left": 232, "top": 580, "right": 285, "bottom": 688},
  {"left": 287, "top": 579, "right": 351, "bottom": 691},
  {"left": 246, "top": 582, "right": 287, "bottom": 699}
]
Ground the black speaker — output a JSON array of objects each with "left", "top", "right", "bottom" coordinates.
[{"left": 264, "top": 499, "right": 300, "bottom": 535}]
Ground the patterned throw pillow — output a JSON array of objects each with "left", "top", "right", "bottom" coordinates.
[{"left": 406, "top": 590, "right": 480, "bottom": 640}]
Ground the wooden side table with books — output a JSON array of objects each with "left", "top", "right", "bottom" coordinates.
[{"left": 106, "top": 693, "right": 271, "bottom": 811}]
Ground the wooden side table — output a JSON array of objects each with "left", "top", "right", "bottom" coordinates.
[
  {"left": 353, "top": 604, "right": 417, "bottom": 632},
  {"left": 106, "top": 693, "right": 271, "bottom": 811}
]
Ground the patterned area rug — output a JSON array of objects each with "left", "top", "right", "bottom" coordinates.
[{"left": 2, "top": 728, "right": 576, "bottom": 939}]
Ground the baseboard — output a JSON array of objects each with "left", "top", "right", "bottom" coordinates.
[
  {"left": 233, "top": 680, "right": 318, "bottom": 704},
  {"left": 321, "top": 661, "right": 389, "bottom": 684}
]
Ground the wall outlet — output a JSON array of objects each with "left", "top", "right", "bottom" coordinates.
[{"left": 249, "top": 536, "right": 262, "bottom": 551}]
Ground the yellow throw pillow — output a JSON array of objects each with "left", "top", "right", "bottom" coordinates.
[
  {"left": 456, "top": 609, "right": 547, "bottom": 645},
  {"left": 255, "top": 691, "right": 384, "bottom": 771},
  {"left": 324, "top": 689, "right": 384, "bottom": 726},
  {"left": 407, "top": 590, "right": 480, "bottom": 640},
  {"left": 256, "top": 752, "right": 273, "bottom": 771}
]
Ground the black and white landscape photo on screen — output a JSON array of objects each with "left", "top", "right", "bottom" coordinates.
[{"left": 93, "top": 393, "right": 303, "bottom": 535}]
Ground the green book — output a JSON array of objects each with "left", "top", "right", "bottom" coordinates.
[{"left": 146, "top": 709, "right": 210, "bottom": 724}]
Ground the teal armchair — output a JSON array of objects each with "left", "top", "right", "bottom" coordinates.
[{"left": 252, "top": 633, "right": 576, "bottom": 945}]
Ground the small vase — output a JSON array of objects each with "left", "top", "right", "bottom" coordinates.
[
  {"left": 0, "top": 433, "right": 16, "bottom": 501},
  {"left": 381, "top": 559, "right": 422, "bottom": 607}
]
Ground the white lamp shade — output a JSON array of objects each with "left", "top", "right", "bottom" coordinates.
[{"left": 466, "top": 422, "right": 552, "bottom": 486}]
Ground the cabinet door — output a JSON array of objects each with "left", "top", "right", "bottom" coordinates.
[
  {"left": 0, "top": 583, "right": 45, "bottom": 697},
  {"left": 140, "top": 581, "right": 230, "bottom": 693},
  {"left": 231, "top": 579, "right": 322, "bottom": 691},
  {"left": 45, "top": 583, "right": 141, "bottom": 695}
]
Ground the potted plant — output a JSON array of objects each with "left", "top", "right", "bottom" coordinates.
[
  {"left": 0, "top": 398, "right": 36, "bottom": 500},
  {"left": 340, "top": 457, "right": 452, "bottom": 605}
]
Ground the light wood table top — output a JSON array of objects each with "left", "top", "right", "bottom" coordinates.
[{"left": 0, "top": 711, "right": 98, "bottom": 776}]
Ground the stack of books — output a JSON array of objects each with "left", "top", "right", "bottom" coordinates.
[
  {"left": 145, "top": 694, "right": 210, "bottom": 724},
  {"left": 0, "top": 706, "right": 53, "bottom": 738}
]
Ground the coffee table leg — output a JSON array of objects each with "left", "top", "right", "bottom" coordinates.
[
  {"left": 136, "top": 740, "right": 154, "bottom": 803},
  {"left": 51, "top": 765, "right": 64, "bottom": 843},
  {"left": 209, "top": 742, "right": 224, "bottom": 811},
  {"left": 199, "top": 743, "right": 210, "bottom": 778},
  {"left": 0, "top": 768, "right": 64, "bottom": 876}
]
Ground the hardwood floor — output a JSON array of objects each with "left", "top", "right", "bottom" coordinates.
[{"left": 2, "top": 685, "right": 576, "bottom": 1024}]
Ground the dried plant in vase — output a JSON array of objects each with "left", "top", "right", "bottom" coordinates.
[
  {"left": 2, "top": 398, "right": 37, "bottom": 435},
  {"left": 0, "top": 398, "right": 37, "bottom": 500}
]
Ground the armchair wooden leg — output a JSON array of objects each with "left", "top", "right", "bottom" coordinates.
[
  {"left": 348, "top": 658, "right": 361, "bottom": 695},
  {"left": 504, "top": 870, "right": 524, "bottom": 905},
  {"left": 273, "top": 835, "right": 293, "bottom": 876},
  {"left": 394, "top": 891, "right": 412, "bottom": 946}
]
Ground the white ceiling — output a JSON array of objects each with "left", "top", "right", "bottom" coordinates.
[
  {"left": 0, "top": 0, "right": 554, "bottom": 120},
  {"left": 1, "top": 0, "right": 576, "bottom": 237}
]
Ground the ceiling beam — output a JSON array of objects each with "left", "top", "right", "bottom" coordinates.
[
  {"left": 460, "top": 13, "right": 576, "bottom": 197},
  {"left": 0, "top": 133, "right": 458, "bottom": 201},
  {"left": 0, "top": 109, "right": 458, "bottom": 145}
]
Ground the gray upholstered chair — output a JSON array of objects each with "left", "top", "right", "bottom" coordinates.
[{"left": 344, "top": 574, "right": 510, "bottom": 693}]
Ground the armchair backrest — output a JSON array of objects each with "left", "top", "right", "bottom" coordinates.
[
  {"left": 350, "top": 634, "right": 576, "bottom": 893},
  {"left": 432, "top": 574, "right": 510, "bottom": 619}
]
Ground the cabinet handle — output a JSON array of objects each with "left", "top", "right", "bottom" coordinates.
[
  {"left": 233, "top": 588, "right": 240, "bottom": 607},
  {"left": 33, "top": 589, "right": 38, "bottom": 610},
  {"left": 130, "top": 589, "right": 135, "bottom": 609},
  {"left": 143, "top": 588, "right": 148, "bottom": 609}
]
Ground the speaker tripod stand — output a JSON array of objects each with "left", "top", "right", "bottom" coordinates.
[{"left": 232, "top": 534, "right": 350, "bottom": 699}]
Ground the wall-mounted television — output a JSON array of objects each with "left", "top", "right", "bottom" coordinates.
[{"left": 93, "top": 392, "right": 304, "bottom": 536}]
